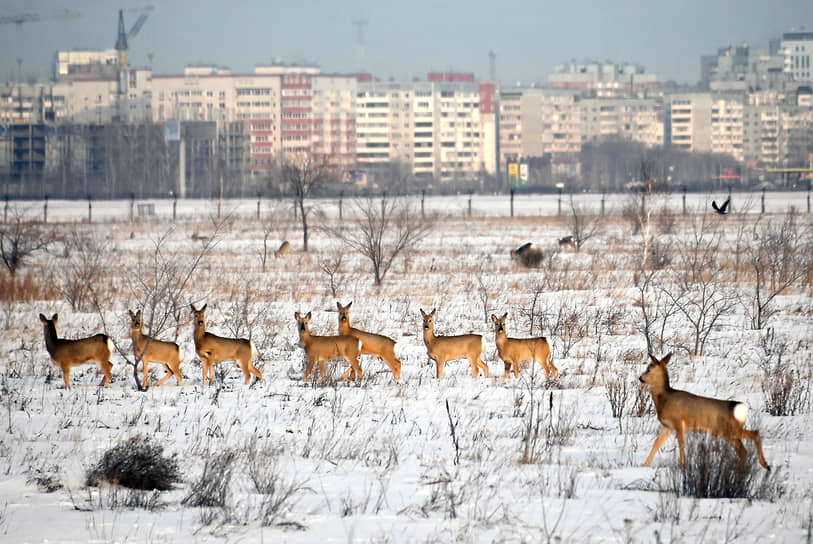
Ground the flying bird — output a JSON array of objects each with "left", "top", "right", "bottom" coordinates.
[{"left": 712, "top": 197, "right": 730, "bottom": 215}]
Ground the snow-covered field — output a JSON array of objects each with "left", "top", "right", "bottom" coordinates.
[{"left": 0, "top": 192, "right": 811, "bottom": 543}]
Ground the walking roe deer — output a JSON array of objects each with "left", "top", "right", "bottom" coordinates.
[
  {"left": 190, "top": 304, "right": 262, "bottom": 386},
  {"left": 639, "top": 353, "right": 770, "bottom": 469},
  {"left": 420, "top": 308, "right": 488, "bottom": 379},
  {"left": 337, "top": 301, "right": 401, "bottom": 380},
  {"left": 39, "top": 313, "right": 114, "bottom": 389},
  {"left": 295, "top": 311, "right": 362, "bottom": 382},
  {"left": 128, "top": 309, "right": 183, "bottom": 387},
  {"left": 492, "top": 313, "right": 558, "bottom": 379}
]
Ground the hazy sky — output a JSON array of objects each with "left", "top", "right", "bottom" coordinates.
[{"left": 1, "top": 0, "right": 812, "bottom": 85}]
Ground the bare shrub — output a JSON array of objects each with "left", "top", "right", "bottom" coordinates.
[
  {"left": 0, "top": 208, "right": 52, "bottom": 278},
  {"left": 182, "top": 448, "right": 238, "bottom": 508},
  {"left": 658, "top": 435, "right": 785, "bottom": 500},
  {"left": 86, "top": 435, "right": 181, "bottom": 491},
  {"left": 756, "top": 328, "right": 811, "bottom": 416},
  {"left": 245, "top": 437, "right": 311, "bottom": 527},
  {"left": 57, "top": 233, "right": 112, "bottom": 312}
]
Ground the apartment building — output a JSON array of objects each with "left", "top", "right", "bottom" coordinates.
[
  {"left": 781, "top": 32, "right": 813, "bottom": 82},
  {"left": 548, "top": 61, "right": 661, "bottom": 97}
]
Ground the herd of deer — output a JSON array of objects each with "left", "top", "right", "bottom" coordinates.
[{"left": 37, "top": 303, "right": 770, "bottom": 471}]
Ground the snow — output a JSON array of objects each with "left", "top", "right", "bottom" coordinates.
[{"left": 0, "top": 192, "right": 811, "bottom": 542}]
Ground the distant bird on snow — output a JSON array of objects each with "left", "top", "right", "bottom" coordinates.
[{"left": 712, "top": 197, "right": 730, "bottom": 215}]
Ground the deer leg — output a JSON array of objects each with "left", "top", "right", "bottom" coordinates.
[
  {"left": 644, "top": 427, "right": 672, "bottom": 467},
  {"left": 477, "top": 356, "right": 489, "bottom": 378},
  {"left": 154, "top": 364, "right": 173, "bottom": 387},
  {"left": 101, "top": 360, "right": 113, "bottom": 387},
  {"left": 319, "top": 360, "right": 327, "bottom": 381},
  {"left": 62, "top": 365, "right": 71, "bottom": 390},
  {"left": 249, "top": 361, "right": 263, "bottom": 382},
  {"left": 742, "top": 429, "right": 771, "bottom": 470},
  {"left": 436, "top": 359, "right": 446, "bottom": 379},
  {"left": 676, "top": 424, "right": 687, "bottom": 467},
  {"left": 303, "top": 358, "right": 316, "bottom": 382},
  {"left": 388, "top": 355, "right": 402, "bottom": 381},
  {"left": 547, "top": 355, "right": 559, "bottom": 378},
  {"left": 141, "top": 360, "right": 151, "bottom": 388},
  {"left": 349, "top": 355, "right": 363, "bottom": 381}
]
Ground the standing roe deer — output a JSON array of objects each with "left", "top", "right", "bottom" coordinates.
[
  {"left": 420, "top": 308, "right": 488, "bottom": 379},
  {"left": 190, "top": 304, "right": 262, "bottom": 386},
  {"left": 639, "top": 353, "right": 770, "bottom": 469},
  {"left": 337, "top": 301, "right": 401, "bottom": 380},
  {"left": 128, "top": 309, "right": 183, "bottom": 387},
  {"left": 39, "top": 313, "right": 114, "bottom": 389},
  {"left": 295, "top": 311, "right": 362, "bottom": 382},
  {"left": 492, "top": 313, "right": 558, "bottom": 379}
]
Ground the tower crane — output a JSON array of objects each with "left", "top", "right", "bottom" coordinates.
[
  {"left": 0, "top": 8, "right": 80, "bottom": 81},
  {"left": 113, "top": 5, "right": 153, "bottom": 121}
]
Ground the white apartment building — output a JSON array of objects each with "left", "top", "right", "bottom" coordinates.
[
  {"left": 669, "top": 93, "right": 713, "bottom": 152},
  {"left": 781, "top": 32, "right": 813, "bottom": 82},
  {"left": 548, "top": 61, "right": 661, "bottom": 97}
]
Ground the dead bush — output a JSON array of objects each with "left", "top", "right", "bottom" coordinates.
[{"left": 86, "top": 435, "right": 181, "bottom": 491}]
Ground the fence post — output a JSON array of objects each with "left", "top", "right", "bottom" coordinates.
[
  {"left": 421, "top": 190, "right": 425, "bottom": 219},
  {"left": 600, "top": 193, "right": 605, "bottom": 217},
  {"left": 339, "top": 191, "right": 344, "bottom": 220},
  {"left": 257, "top": 192, "right": 261, "bottom": 220},
  {"left": 172, "top": 193, "right": 178, "bottom": 221},
  {"left": 761, "top": 187, "right": 766, "bottom": 214},
  {"left": 467, "top": 191, "right": 472, "bottom": 217},
  {"left": 557, "top": 187, "right": 562, "bottom": 216},
  {"left": 808, "top": 180, "right": 811, "bottom": 213},
  {"left": 129, "top": 193, "right": 135, "bottom": 223},
  {"left": 87, "top": 194, "right": 92, "bottom": 223},
  {"left": 682, "top": 185, "right": 687, "bottom": 215},
  {"left": 382, "top": 191, "right": 387, "bottom": 217},
  {"left": 510, "top": 188, "right": 515, "bottom": 217},
  {"left": 43, "top": 195, "right": 48, "bottom": 223},
  {"left": 728, "top": 185, "right": 733, "bottom": 214}
]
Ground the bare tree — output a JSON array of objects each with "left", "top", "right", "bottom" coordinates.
[
  {"left": 745, "top": 211, "right": 812, "bottom": 329},
  {"left": 281, "top": 153, "right": 332, "bottom": 252},
  {"left": 326, "top": 194, "right": 431, "bottom": 286},
  {"left": 566, "top": 196, "right": 600, "bottom": 250},
  {"left": 0, "top": 208, "right": 51, "bottom": 278}
]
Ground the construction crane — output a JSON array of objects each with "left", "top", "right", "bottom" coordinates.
[
  {"left": 113, "top": 5, "right": 153, "bottom": 121},
  {"left": 0, "top": 8, "right": 80, "bottom": 81}
]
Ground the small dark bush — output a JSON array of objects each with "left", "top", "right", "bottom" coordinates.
[
  {"left": 86, "top": 435, "right": 181, "bottom": 491},
  {"left": 762, "top": 365, "right": 810, "bottom": 417},
  {"left": 659, "top": 435, "right": 784, "bottom": 500}
]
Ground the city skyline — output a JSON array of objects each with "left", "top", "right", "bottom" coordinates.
[{"left": 1, "top": 0, "right": 812, "bottom": 86}]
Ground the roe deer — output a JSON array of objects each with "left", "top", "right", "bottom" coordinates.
[
  {"left": 337, "top": 301, "right": 401, "bottom": 380},
  {"left": 190, "top": 304, "right": 262, "bottom": 386},
  {"left": 275, "top": 240, "right": 291, "bottom": 258},
  {"left": 39, "top": 313, "right": 114, "bottom": 389},
  {"left": 128, "top": 309, "right": 183, "bottom": 387},
  {"left": 295, "top": 311, "right": 362, "bottom": 382},
  {"left": 420, "top": 308, "right": 488, "bottom": 379},
  {"left": 492, "top": 313, "right": 558, "bottom": 379},
  {"left": 639, "top": 353, "right": 770, "bottom": 469}
]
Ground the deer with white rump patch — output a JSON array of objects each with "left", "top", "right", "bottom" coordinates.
[
  {"left": 128, "top": 309, "right": 183, "bottom": 387},
  {"left": 639, "top": 353, "right": 770, "bottom": 470},
  {"left": 295, "top": 311, "right": 362, "bottom": 382},
  {"left": 39, "top": 313, "right": 114, "bottom": 389},
  {"left": 190, "top": 304, "right": 262, "bottom": 386},
  {"left": 420, "top": 308, "right": 488, "bottom": 379},
  {"left": 492, "top": 313, "right": 558, "bottom": 379},
  {"left": 337, "top": 301, "right": 401, "bottom": 380}
]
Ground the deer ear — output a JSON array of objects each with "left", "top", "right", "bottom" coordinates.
[
  {"left": 336, "top": 301, "right": 342, "bottom": 310},
  {"left": 660, "top": 353, "right": 672, "bottom": 366},
  {"left": 39, "top": 313, "right": 47, "bottom": 323},
  {"left": 347, "top": 301, "right": 352, "bottom": 309},
  {"left": 201, "top": 303, "right": 207, "bottom": 312},
  {"left": 190, "top": 304, "right": 196, "bottom": 312},
  {"left": 430, "top": 308, "right": 436, "bottom": 316},
  {"left": 502, "top": 312, "right": 508, "bottom": 320},
  {"left": 491, "top": 314, "right": 498, "bottom": 323},
  {"left": 136, "top": 309, "right": 142, "bottom": 318},
  {"left": 128, "top": 310, "right": 134, "bottom": 319},
  {"left": 649, "top": 353, "right": 660, "bottom": 365},
  {"left": 306, "top": 312, "right": 312, "bottom": 320},
  {"left": 52, "top": 314, "right": 58, "bottom": 322},
  {"left": 420, "top": 308, "right": 427, "bottom": 318},
  {"left": 294, "top": 311, "right": 300, "bottom": 320}
]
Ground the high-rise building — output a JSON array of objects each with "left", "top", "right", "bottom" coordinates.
[{"left": 780, "top": 32, "right": 813, "bottom": 82}]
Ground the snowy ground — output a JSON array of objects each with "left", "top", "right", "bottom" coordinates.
[{"left": 0, "top": 192, "right": 811, "bottom": 543}]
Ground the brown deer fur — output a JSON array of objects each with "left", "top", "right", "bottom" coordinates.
[
  {"left": 337, "top": 301, "right": 401, "bottom": 380},
  {"left": 420, "top": 308, "right": 488, "bottom": 379},
  {"left": 492, "top": 313, "right": 558, "bottom": 379},
  {"left": 39, "top": 313, "right": 114, "bottom": 389},
  {"left": 190, "top": 304, "right": 262, "bottom": 386},
  {"left": 639, "top": 353, "right": 770, "bottom": 469},
  {"left": 295, "top": 311, "right": 362, "bottom": 382},
  {"left": 128, "top": 309, "right": 183, "bottom": 387}
]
